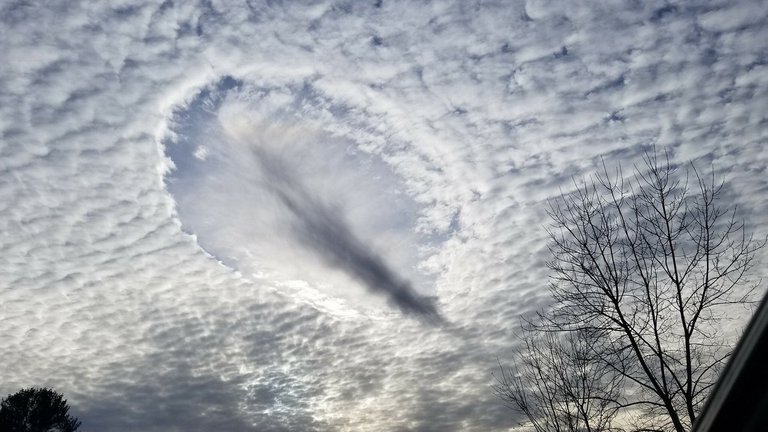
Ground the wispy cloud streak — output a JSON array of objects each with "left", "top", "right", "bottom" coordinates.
[{"left": 253, "top": 146, "right": 442, "bottom": 322}]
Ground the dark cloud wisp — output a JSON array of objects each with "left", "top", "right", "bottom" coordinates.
[{"left": 255, "top": 147, "right": 443, "bottom": 323}]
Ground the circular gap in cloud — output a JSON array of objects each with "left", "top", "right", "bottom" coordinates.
[{"left": 161, "top": 77, "right": 440, "bottom": 321}]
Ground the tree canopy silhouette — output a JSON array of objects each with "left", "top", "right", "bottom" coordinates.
[{"left": 0, "top": 387, "right": 81, "bottom": 432}]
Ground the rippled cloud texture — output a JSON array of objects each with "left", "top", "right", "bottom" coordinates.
[{"left": 2, "top": 1, "right": 767, "bottom": 431}]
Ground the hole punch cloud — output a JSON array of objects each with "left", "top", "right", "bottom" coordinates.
[{"left": 163, "top": 82, "right": 440, "bottom": 321}]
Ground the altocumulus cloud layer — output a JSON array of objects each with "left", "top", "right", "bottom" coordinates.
[{"left": 1, "top": 0, "right": 767, "bottom": 431}]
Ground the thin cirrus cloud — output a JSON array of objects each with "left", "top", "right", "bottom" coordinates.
[{"left": 1, "top": 1, "right": 767, "bottom": 431}]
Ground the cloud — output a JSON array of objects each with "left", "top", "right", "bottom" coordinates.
[
  {"left": 162, "top": 82, "right": 440, "bottom": 320},
  {"left": 1, "top": 0, "right": 767, "bottom": 431},
  {"left": 255, "top": 144, "right": 441, "bottom": 321},
  {"left": 224, "top": 110, "right": 441, "bottom": 321}
]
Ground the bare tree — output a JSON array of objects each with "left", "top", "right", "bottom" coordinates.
[
  {"left": 536, "top": 151, "right": 764, "bottom": 431},
  {"left": 494, "top": 326, "right": 624, "bottom": 432}
]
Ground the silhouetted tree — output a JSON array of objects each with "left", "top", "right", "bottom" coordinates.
[
  {"left": 497, "top": 151, "right": 763, "bottom": 432},
  {"left": 494, "top": 326, "right": 624, "bottom": 432},
  {"left": 0, "top": 387, "right": 81, "bottom": 432}
]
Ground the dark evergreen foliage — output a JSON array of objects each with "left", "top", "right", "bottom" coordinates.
[{"left": 0, "top": 387, "right": 81, "bottom": 432}]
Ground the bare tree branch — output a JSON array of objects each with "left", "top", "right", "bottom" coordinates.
[{"left": 496, "top": 149, "right": 764, "bottom": 432}]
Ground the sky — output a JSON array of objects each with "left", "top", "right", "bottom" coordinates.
[{"left": 1, "top": 0, "right": 767, "bottom": 431}]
